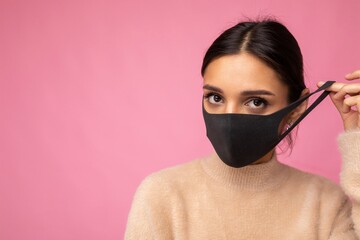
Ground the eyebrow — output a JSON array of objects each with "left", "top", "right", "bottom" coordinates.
[
  {"left": 203, "top": 84, "right": 223, "bottom": 93},
  {"left": 241, "top": 90, "right": 275, "bottom": 96},
  {"left": 203, "top": 84, "right": 276, "bottom": 96}
]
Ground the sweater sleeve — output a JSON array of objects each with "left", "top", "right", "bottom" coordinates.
[
  {"left": 124, "top": 174, "right": 173, "bottom": 240},
  {"left": 124, "top": 176, "right": 155, "bottom": 240},
  {"left": 335, "top": 130, "right": 360, "bottom": 239}
]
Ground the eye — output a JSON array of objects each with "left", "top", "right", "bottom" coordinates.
[
  {"left": 204, "top": 93, "right": 224, "bottom": 105},
  {"left": 245, "top": 98, "right": 268, "bottom": 109}
]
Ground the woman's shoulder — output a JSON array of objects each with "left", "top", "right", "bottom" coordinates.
[
  {"left": 146, "top": 157, "right": 204, "bottom": 182},
  {"left": 284, "top": 163, "right": 346, "bottom": 199},
  {"left": 133, "top": 157, "right": 207, "bottom": 199}
]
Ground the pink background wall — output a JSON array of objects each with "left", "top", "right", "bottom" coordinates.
[{"left": 1, "top": 0, "right": 359, "bottom": 239}]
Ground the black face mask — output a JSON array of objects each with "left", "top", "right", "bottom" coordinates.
[{"left": 203, "top": 81, "right": 334, "bottom": 168}]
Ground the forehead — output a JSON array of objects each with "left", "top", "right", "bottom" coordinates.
[{"left": 203, "top": 53, "right": 288, "bottom": 96}]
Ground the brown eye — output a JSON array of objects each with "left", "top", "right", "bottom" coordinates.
[
  {"left": 206, "top": 93, "right": 224, "bottom": 105},
  {"left": 246, "top": 98, "right": 268, "bottom": 109},
  {"left": 212, "top": 95, "right": 222, "bottom": 103},
  {"left": 252, "top": 99, "right": 263, "bottom": 106}
]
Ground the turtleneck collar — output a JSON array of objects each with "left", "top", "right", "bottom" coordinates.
[{"left": 200, "top": 153, "right": 289, "bottom": 191}]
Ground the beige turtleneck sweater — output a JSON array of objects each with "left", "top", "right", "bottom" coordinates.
[{"left": 125, "top": 131, "right": 360, "bottom": 239}]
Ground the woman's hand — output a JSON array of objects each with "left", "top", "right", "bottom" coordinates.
[{"left": 317, "top": 70, "right": 360, "bottom": 131}]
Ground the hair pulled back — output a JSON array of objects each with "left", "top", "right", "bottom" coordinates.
[{"left": 201, "top": 19, "right": 306, "bottom": 103}]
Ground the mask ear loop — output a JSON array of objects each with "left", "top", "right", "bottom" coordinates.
[{"left": 278, "top": 81, "right": 335, "bottom": 141}]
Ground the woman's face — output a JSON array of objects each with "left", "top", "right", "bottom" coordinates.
[
  {"left": 202, "top": 52, "right": 293, "bottom": 164},
  {"left": 203, "top": 53, "right": 290, "bottom": 115}
]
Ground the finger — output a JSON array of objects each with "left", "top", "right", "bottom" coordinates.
[
  {"left": 330, "top": 92, "right": 351, "bottom": 114},
  {"left": 343, "top": 95, "right": 360, "bottom": 112},
  {"left": 317, "top": 82, "right": 360, "bottom": 94},
  {"left": 317, "top": 81, "right": 326, "bottom": 88},
  {"left": 334, "top": 85, "right": 360, "bottom": 114},
  {"left": 345, "top": 69, "right": 360, "bottom": 80},
  {"left": 317, "top": 81, "right": 345, "bottom": 91}
]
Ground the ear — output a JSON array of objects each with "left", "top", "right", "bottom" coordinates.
[{"left": 286, "top": 88, "right": 310, "bottom": 124}]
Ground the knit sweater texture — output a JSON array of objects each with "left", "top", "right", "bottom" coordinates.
[{"left": 125, "top": 131, "right": 360, "bottom": 239}]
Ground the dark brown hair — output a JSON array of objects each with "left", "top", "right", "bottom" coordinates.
[{"left": 201, "top": 19, "right": 306, "bottom": 149}]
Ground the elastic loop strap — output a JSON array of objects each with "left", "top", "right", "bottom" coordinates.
[{"left": 279, "top": 81, "right": 335, "bottom": 140}]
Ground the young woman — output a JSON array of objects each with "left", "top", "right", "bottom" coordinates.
[{"left": 125, "top": 19, "right": 360, "bottom": 239}]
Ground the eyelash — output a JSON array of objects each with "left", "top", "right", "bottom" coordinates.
[
  {"left": 203, "top": 92, "right": 223, "bottom": 104},
  {"left": 203, "top": 92, "right": 269, "bottom": 108},
  {"left": 245, "top": 97, "right": 269, "bottom": 108}
]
